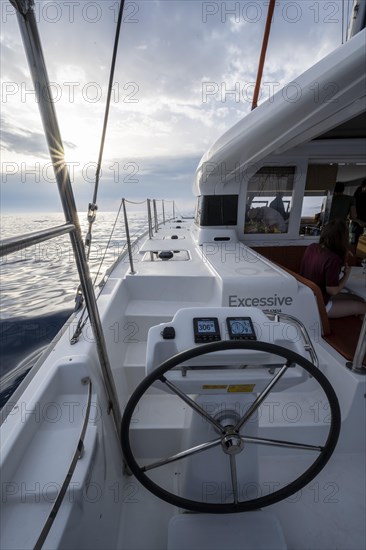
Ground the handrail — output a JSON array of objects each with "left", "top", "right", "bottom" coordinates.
[
  {"left": 0, "top": 223, "right": 75, "bottom": 257},
  {"left": 118, "top": 198, "right": 176, "bottom": 274},
  {"left": 34, "top": 378, "right": 92, "bottom": 550},
  {"left": 264, "top": 311, "right": 319, "bottom": 368}
]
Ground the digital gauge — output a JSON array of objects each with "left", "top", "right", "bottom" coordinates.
[
  {"left": 227, "top": 317, "right": 256, "bottom": 340},
  {"left": 193, "top": 318, "right": 221, "bottom": 343}
]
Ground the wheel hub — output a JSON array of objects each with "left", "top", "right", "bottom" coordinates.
[
  {"left": 221, "top": 431, "right": 244, "bottom": 455},
  {"left": 221, "top": 428, "right": 244, "bottom": 455}
]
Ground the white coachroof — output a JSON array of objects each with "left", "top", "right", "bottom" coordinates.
[{"left": 194, "top": 29, "right": 366, "bottom": 196}]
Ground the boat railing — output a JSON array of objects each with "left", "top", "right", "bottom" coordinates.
[
  {"left": 98, "top": 197, "right": 177, "bottom": 281},
  {"left": 264, "top": 311, "right": 319, "bottom": 369},
  {"left": 0, "top": 224, "right": 76, "bottom": 257}
]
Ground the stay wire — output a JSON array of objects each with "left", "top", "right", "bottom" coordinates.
[
  {"left": 93, "top": 0, "right": 126, "bottom": 205},
  {"left": 71, "top": 198, "right": 172, "bottom": 343},
  {"left": 71, "top": 201, "right": 125, "bottom": 343},
  {"left": 84, "top": 0, "right": 127, "bottom": 262}
]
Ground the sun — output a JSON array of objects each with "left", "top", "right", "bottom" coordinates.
[{"left": 60, "top": 116, "right": 103, "bottom": 182}]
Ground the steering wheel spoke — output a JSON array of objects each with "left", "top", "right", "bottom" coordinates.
[
  {"left": 142, "top": 438, "right": 222, "bottom": 472},
  {"left": 240, "top": 435, "right": 323, "bottom": 452},
  {"left": 229, "top": 454, "right": 239, "bottom": 504},
  {"left": 121, "top": 340, "right": 341, "bottom": 513},
  {"left": 235, "top": 361, "right": 290, "bottom": 431},
  {"left": 161, "top": 375, "right": 224, "bottom": 433}
]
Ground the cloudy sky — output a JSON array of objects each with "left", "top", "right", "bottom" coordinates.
[{"left": 1, "top": 0, "right": 353, "bottom": 212}]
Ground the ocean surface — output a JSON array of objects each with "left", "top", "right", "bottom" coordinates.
[{"left": 0, "top": 210, "right": 151, "bottom": 405}]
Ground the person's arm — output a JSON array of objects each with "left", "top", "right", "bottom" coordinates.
[
  {"left": 349, "top": 205, "right": 357, "bottom": 220},
  {"left": 326, "top": 265, "right": 351, "bottom": 296}
]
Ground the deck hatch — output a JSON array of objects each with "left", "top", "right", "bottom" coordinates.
[{"left": 142, "top": 250, "right": 190, "bottom": 262}]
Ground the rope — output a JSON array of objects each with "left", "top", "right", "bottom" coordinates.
[{"left": 124, "top": 199, "right": 148, "bottom": 205}]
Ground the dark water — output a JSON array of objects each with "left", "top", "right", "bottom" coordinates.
[
  {"left": 0, "top": 309, "right": 73, "bottom": 408},
  {"left": 0, "top": 211, "right": 149, "bottom": 407}
]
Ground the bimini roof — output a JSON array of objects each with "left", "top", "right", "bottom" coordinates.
[{"left": 194, "top": 29, "right": 366, "bottom": 196}]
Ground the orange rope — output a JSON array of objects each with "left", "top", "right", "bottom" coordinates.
[{"left": 251, "top": 0, "right": 276, "bottom": 110}]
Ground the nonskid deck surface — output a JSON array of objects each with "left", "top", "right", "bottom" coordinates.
[{"left": 117, "top": 450, "right": 365, "bottom": 550}]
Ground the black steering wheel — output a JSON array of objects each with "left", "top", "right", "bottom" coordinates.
[{"left": 121, "top": 340, "right": 341, "bottom": 513}]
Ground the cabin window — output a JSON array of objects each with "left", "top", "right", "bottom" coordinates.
[
  {"left": 195, "top": 195, "right": 238, "bottom": 226},
  {"left": 299, "top": 164, "right": 337, "bottom": 235},
  {"left": 244, "top": 166, "right": 295, "bottom": 234}
]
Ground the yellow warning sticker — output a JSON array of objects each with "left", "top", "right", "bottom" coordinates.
[
  {"left": 202, "top": 385, "right": 228, "bottom": 390},
  {"left": 227, "top": 384, "right": 255, "bottom": 393}
]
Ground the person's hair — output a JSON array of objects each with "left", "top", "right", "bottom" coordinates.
[
  {"left": 334, "top": 181, "right": 344, "bottom": 193},
  {"left": 320, "top": 219, "right": 349, "bottom": 260}
]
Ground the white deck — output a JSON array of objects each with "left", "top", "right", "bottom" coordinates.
[
  {"left": 1, "top": 218, "right": 365, "bottom": 550},
  {"left": 117, "top": 450, "right": 365, "bottom": 550},
  {"left": 1, "top": 219, "right": 365, "bottom": 550}
]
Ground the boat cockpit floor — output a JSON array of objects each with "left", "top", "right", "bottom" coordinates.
[{"left": 117, "top": 450, "right": 365, "bottom": 550}]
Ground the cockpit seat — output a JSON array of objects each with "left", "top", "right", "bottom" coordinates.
[{"left": 167, "top": 512, "right": 287, "bottom": 550}]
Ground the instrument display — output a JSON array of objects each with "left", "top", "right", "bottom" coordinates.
[
  {"left": 193, "top": 317, "right": 221, "bottom": 343},
  {"left": 227, "top": 317, "right": 256, "bottom": 340}
]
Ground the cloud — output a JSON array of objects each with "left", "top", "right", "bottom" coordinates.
[
  {"left": 1, "top": 0, "right": 346, "bottom": 212},
  {"left": 1, "top": 120, "right": 49, "bottom": 158}
]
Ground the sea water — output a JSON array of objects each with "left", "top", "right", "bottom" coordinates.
[{"left": 0, "top": 210, "right": 150, "bottom": 403}]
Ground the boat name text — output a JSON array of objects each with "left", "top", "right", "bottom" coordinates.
[{"left": 229, "top": 294, "right": 293, "bottom": 307}]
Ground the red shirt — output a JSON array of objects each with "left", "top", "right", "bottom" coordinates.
[{"left": 300, "top": 243, "right": 342, "bottom": 304}]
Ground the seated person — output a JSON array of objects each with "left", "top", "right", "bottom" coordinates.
[
  {"left": 246, "top": 206, "right": 287, "bottom": 233},
  {"left": 269, "top": 192, "right": 287, "bottom": 220},
  {"left": 300, "top": 219, "right": 366, "bottom": 318}
]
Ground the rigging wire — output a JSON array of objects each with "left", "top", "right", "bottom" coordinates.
[
  {"left": 70, "top": 197, "right": 176, "bottom": 343},
  {"left": 71, "top": 204, "right": 123, "bottom": 341},
  {"left": 74, "top": 0, "right": 126, "bottom": 313},
  {"left": 92, "top": 201, "right": 125, "bottom": 287},
  {"left": 84, "top": 0, "right": 127, "bottom": 261},
  {"left": 71, "top": 200, "right": 127, "bottom": 343}
]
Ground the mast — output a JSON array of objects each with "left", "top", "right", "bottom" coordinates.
[{"left": 251, "top": 0, "right": 276, "bottom": 111}]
